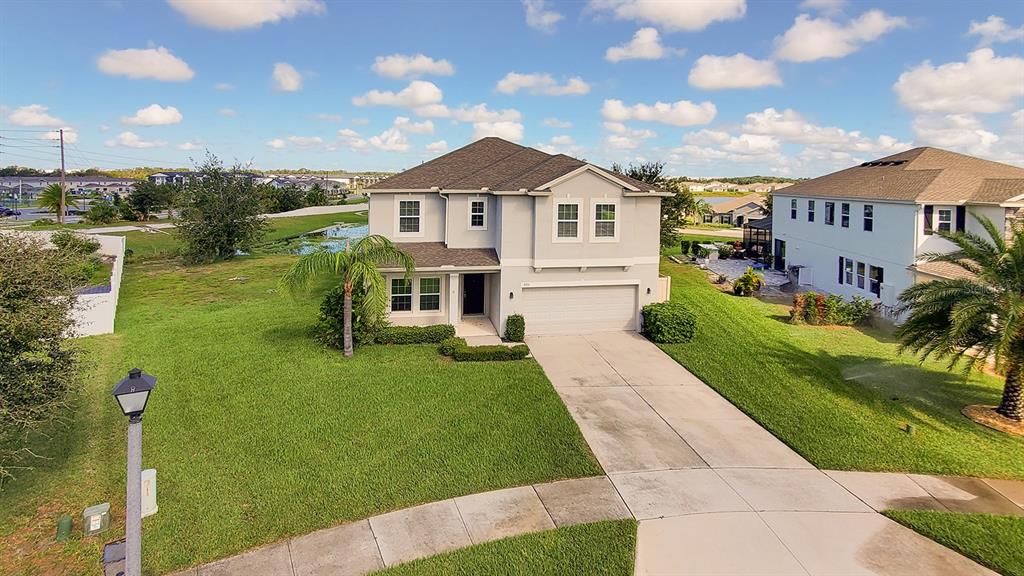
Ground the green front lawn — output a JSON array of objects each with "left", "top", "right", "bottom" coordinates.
[
  {"left": 375, "top": 520, "right": 637, "bottom": 576},
  {"left": 0, "top": 254, "right": 600, "bottom": 575},
  {"left": 659, "top": 260, "right": 1024, "bottom": 479},
  {"left": 884, "top": 511, "right": 1024, "bottom": 576}
]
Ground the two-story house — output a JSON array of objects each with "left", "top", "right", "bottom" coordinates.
[
  {"left": 366, "top": 137, "right": 670, "bottom": 335},
  {"left": 772, "top": 147, "right": 1024, "bottom": 313},
  {"left": 702, "top": 193, "right": 767, "bottom": 227}
]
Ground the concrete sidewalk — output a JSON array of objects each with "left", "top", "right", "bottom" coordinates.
[{"left": 528, "top": 331, "right": 1002, "bottom": 576}]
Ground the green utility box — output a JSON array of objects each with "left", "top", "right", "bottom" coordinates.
[{"left": 83, "top": 502, "right": 110, "bottom": 536}]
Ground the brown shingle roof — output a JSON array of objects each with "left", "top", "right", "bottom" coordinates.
[
  {"left": 367, "top": 137, "right": 661, "bottom": 192},
  {"left": 709, "top": 193, "right": 767, "bottom": 214},
  {"left": 385, "top": 242, "right": 499, "bottom": 269},
  {"left": 779, "top": 147, "right": 1024, "bottom": 204},
  {"left": 911, "top": 260, "right": 977, "bottom": 281}
]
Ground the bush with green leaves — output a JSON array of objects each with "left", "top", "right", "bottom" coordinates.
[
  {"left": 317, "top": 283, "right": 387, "bottom": 348},
  {"left": 732, "top": 267, "right": 764, "bottom": 297},
  {"left": 717, "top": 245, "right": 734, "bottom": 259},
  {"left": 504, "top": 314, "right": 525, "bottom": 342},
  {"left": 176, "top": 154, "right": 268, "bottom": 264},
  {"left": 679, "top": 240, "right": 692, "bottom": 255},
  {"left": 641, "top": 302, "right": 697, "bottom": 344},
  {"left": 790, "top": 292, "right": 873, "bottom": 326},
  {"left": 437, "top": 336, "right": 467, "bottom": 356},
  {"left": 0, "top": 233, "right": 81, "bottom": 480},
  {"left": 84, "top": 199, "right": 119, "bottom": 224},
  {"left": 377, "top": 324, "right": 456, "bottom": 344},
  {"left": 50, "top": 230, "right": 100, "bottom": 256},
  {"left": 451, "top": 344, "right": 530, "bottom": 362}
]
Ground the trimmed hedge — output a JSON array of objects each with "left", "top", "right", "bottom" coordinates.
[
  {"left": 504, "top": 314, "right": 526, "bottom": 342},
  {"left": 451, "top": 344, "right": 530, "bottom": 362},
  {"left": 378, "top": 324, "right": 455, "bottom": 344},
  {"left": 641, "top": 302, "right": 697, "bottom": 344},
  {"left": 437, "top": 337, "right": 467, "bottom": 357}
]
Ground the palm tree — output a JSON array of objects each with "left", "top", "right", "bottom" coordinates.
[
  {"left": 38, "top": 183, "right": 71, "bottom": 222},
  {"left": 279, "top": 235, "right": 414, "bottom": 357},
  {"left": 896, "top": 214, "right": 1023, "bottom": 421}
]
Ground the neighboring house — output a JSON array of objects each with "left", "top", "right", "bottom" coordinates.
[
  {"left": 772, "top": 146, "right": 1024, "bottom": 314},
  {"left": 148, "top": 171, "right": 192, "bottom": 185},
  {"left": 367, "top": 137, "right": 670, "bottom": 336},
  {"left": 702, "top": 193, "right": 768, "bottom": 226}
]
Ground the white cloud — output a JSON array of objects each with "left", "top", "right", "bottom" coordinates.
[
  {"left": 1012, "top": 110, "right": 1024, "bottom": 130},
  {"left": 99, "top": 124, "right": 110, "bottom": 132},
  {"left": 495, "top": 72, "right": 590, "bottom": 96},
  {"left": 272, "top": 62, "right": 302, "bottom": 92},
  {"left": 543, "top": 118, "right": 572, "bottom": 128},
  {"left": 371, "top": 54, "right": 455, "bottom": 79},
  {"left": 602, "top": 98, "right": 717, "bottom": 127},
  {"left": 683, "top": 129, "right": 731, "bottom": 145},
  {"left": 106, "top": 131, "right": 166, "bottom": 149},
  {"left": 415, "top": 103, "right": 522, "bottom": 123},
  {"left": 605, "top": 27, "right": 683, "bottom": 63},
  {"left": 741, "top": 107, "right": 910, "bottom": 156},
  {"left": 265, "top": 138, "right": 286, "bottom": 150},
  {"left": 167, "top": 0, "right": 325, "bottom": 30},
  {"left": 177, "top": 141, "right": 202, "bottom": 151},
  {"left": 334, "top": 129, "right": 369, "bottom": 152},
  {"left": 913, "top": 114, "right": 999, "bottom": 152},
  {"left": 337, "top": 128, "right": 360, "bottom": 138},
  {"left": 894, "top": 49, "right": 1024, "bottom": 114},
  {"left": 774, "top": 10, "right": 907, "bottom": 62},
  {"left": 688, "top": 53, "right": 781, "bottom": 90},
  {"left": 721, "top": 133, "right": 780, "bottom": 155},
  {"left": 97, "top": 46, "right": 194, "bottom": 81},
  {"left": 536, "top": 135, "right": 583, "bottom": 155},
  {"left": 392, "top": 116, "right": 434, "bottom": 134},
  {"left": 523, "top": 0, "right": 563, "bottom": 33},
  {"left": 473, "top": 121, "right": 524, "bottom": 142},
  {"left": 218, "top": 107, "right": 237, "bottom": 117},
  {"left": 286, "top": 135, "right": 324, "bottom": 148},
  {"left": 588, "top": 0, "right": 745, "bottom": 32},
  {"left": 214, "top": 82, "right": 234, "bottom": 91},
  {"left": 351, "top": 118, "right": 370, "bottom": 125},
  {"left": 368, "top": 128, "right": 410, "bottom": 152},
  {"left": 312, "top": 113, "right": 342, "bottom": 122},
  {"left": 41, "top": 129, "right": 79, "bottom": 144},
  {"left": 799, "top": 0, "right": 845, "bottom": 14},
  {"left": 7, "top": 104, "right": 65, "bottom": 126},
  {"left": 121, "top": 104, "right": 183, "bottom": 126},
  {"left": 353, "top": 80, "right": 444, "bottom": 108},
  {"left": 968, "top": 15, "right": 1024, "bottom": 47},
  {"left": 426, "top": 140, "right": 449, "bottom": 153}
]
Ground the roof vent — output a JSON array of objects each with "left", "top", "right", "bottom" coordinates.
[{"left": 860, "top": 160, "right": 907, "bottom": 167}]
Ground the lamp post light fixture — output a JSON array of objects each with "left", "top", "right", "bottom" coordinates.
[{"left": 112, "top": 368, "right": 156, "bottom": 576}]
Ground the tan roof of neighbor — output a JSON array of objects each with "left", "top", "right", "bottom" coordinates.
[
  {"left": 779, "top": 147, "right": 1024, "bottom": 204},
  {"left": 709, "top": 193, "right": 767, "bottom": 213},
  {"left": 367, "top": 137, "right": 661, "bottom": 192},
  {"left": 384, "top": 242, "right": 499, "bottom": 269},
  {"left": 911, "top": 260, "right": 977, "bottom": 281}
]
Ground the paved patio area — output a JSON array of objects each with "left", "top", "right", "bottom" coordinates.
[{"left": 704, "top": 256, "right": 789, "bottom": 286}]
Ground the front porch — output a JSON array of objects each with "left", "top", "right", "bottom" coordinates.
[{"left": 456, "top": 314, "right": 502, "bottom": 345}]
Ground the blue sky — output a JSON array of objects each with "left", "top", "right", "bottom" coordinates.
[{"left": 1, "top": 0, "right": 1021, "bottom": 177}]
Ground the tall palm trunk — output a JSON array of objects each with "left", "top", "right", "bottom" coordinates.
[
  {"left": 343, "top": 281, "right": 354, "bottom": 357},
  {"left": 997, "top": 355, "right": 1022, "bottom": 421}
]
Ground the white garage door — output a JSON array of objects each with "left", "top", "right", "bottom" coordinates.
[{"left": 521, "top": 285, "right": 637, "bottom": 334}]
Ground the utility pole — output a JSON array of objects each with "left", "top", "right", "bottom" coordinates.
[{"left": 59, "top": 128, "right": 67, "bottom": 225}]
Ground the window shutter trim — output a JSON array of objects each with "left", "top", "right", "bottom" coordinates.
[{"left": 923, "top": 205, "right": 933, "bottom": 236}]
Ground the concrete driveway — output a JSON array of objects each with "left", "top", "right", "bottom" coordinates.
[{"left": 527, "top": 332, "right": 996, "bottom": 576}]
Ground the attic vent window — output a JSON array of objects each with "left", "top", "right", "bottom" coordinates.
[{"left": 860, "top": 160, "right": 907, "bottom": 167}]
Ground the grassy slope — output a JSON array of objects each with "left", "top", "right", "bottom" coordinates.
[
  {"left": 375, "top": 520, "right": 637, "bottom": 576},
  {"left": 659, "top": 260, "right": 1023, "bottom": 478},
  {"left": 0, "top": 253, "right": 599, "bottom": 574},
  {"left": 884, "top": 511, "right": 1024, "bottom": 576}
]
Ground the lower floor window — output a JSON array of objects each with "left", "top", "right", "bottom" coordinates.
[
  {"left": 419, "top": 277, "right": 441, "bottom": 311},
  {"left": 391, "top": 278, "right": 412, "bottom": 311},
  {"left": 869, "top": 266, "right": 884, "bottom": 297},
  {"left": 856, "top": 262, "right": 866, "bottom": 289},
  {"left": 844, "top": 258, "right": 854, "bottom": 285}
]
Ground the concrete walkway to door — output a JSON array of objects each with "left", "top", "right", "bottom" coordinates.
[{"left": 527, "top": 331, "right": 999, "bottom": 576}]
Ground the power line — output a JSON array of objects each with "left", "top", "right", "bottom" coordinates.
[
  {"left": 68, "top": 144, "right": 181, "bottom": 166},
  {"left": 0, "top": 128, "right": 57, "bottom": 133},
  {"left": 0, "top": 149, "right": 60, "bottom": 164}
]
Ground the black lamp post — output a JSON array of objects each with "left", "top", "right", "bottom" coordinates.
[{"left": 112, "top": 368, "right": 156, "bottom": 576}]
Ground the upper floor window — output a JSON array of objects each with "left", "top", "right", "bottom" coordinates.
[
  {"left": 936, "top": 208, "right": 952, "bottom": 233},
  {"left": 556, "top": 202, "right": 579, "bottom": 239},
  {"left": 468, "top": 199, "right": 487, "bottom": 230},
  {"left": 398, "top": 200, "right": 421, "bottom": 234},
  {"left": 807, "top": 200, "right": 815, "bottom": 222},
  {"left": 825, "top": 202, "right": 835, "bottom": 225},
  {"left": 790, "top": 199, "right": 797, "bottom": 219},
  {"left": 593, "top": 201, "right": 619, "bottom": 241},
  {"left": 863, "top": 204, "right": 874, "bottom": 232},
  {"left": 391, "top": 278, "right": 412, "bottom": 312},
  {"left": 840, "top": 203, "right": 850, "bottom": 228},
  {"left": 419, "top": 277, "right": 441, "bottom": 311}
]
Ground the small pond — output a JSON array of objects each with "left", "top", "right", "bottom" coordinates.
[{"left": 270, "top": 223, "right": 370, "bottom": 254}]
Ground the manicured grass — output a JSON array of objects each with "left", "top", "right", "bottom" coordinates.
[
  {"left": 659, "top": 260, "right": 1024, "bottom": 479},
  {"left": 0, "top": 254, "right": 600, "bottom": 575},
  {"left": 374, "top": 520, "right": 637, "bottom": 576},
  {"left": 108, "top": 211, "right": 368, "bottom": 259},
  {"left": 662, "top": 235, "right": 732, "bottom": 255},
  {"left": 884, "top": 510, "right": 1024, "bottom": 576}
]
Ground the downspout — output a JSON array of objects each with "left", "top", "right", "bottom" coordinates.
[{"left": 434, "top": 187, "right": 448, "bottom": 247}]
